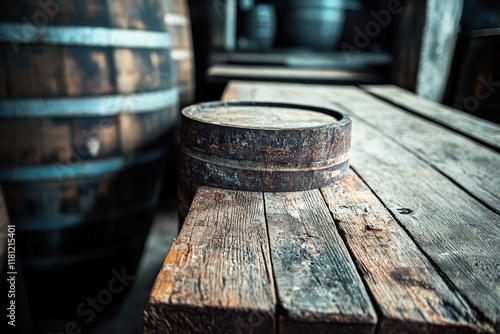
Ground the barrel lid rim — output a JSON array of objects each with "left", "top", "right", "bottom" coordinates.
[{"left": 181, "top": 100, "right": 352, "bottom": 130}]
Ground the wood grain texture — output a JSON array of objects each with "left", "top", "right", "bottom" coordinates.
[
  {"left": 264, "top": 190, "right": 376, "bottom": 334},
  {"left": 223, "top": 81, "right": 500, "bottom": 331},
  {"left": 164, "top": 0, "right": 195, "bottom": 107},
  {"left": 223, "top": 82, "right": 500, "bottom": 214},
  {"left": 416, "top": 0, "right": 463, "bottom": 102},
  {"left": 349, "top": 120, "right": 500, "bottom": 332},
  {"left": 322, "top": 171, "right": 488, "bottom": 333},
  {"left": 318, "top": 86, "right": 500, "bottom": 214},
  {"left": 362, "top": 85, "right": 500, "bottom": 150},
  {"left": 108, "top": 0, "right": 165, "bottom": 31},
  {"left": 145, "top": 187, "right": 276, "bottom": 334}
]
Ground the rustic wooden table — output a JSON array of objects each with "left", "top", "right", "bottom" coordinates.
[{"left": 145, "top": 82, "right": 500, "bottom": 333}]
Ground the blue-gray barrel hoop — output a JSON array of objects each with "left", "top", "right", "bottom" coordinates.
[
  {"left": 0, "top": 87, "right": 179, "bottom": 118},
  {"left": 0, "top": 23, "right": 171, "bottom": 49},
  {"left": 0, "top": 148, "right": 165, "bottom": 182}
]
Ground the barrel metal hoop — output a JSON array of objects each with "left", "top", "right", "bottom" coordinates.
[
  {"left": 183, "top": 147, "right": 350, "bottom": 171},
  {"left": 0, "top": 148, "right": 164, "bottom": 182},
  {"left": 0, "top": 23, "right": 171, "bottom": 49},
  {"left": 164, "top": 13, "right": 189, "bottom": 26},
  {"left": 0, "top": 88, "right": 179, "bottom": 118},
  {"left": 171, "top": 49, "right": 192, "bottom": 61}
]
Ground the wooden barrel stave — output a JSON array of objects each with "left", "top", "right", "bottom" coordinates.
[
  {"left": 0, "top": 0, "right": 165, "bottom": 31},
  {"left": 163, "top": 0, "right": 195, "bottom": 108}
]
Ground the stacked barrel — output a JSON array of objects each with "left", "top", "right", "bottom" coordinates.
[{"left": 0, "top": 0, "right": 177, "bottom": 320}]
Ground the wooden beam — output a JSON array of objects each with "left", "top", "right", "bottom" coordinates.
[
  {"left": 318, "top": 86, "right": 500, "bottom": 214},
  {"left": 322, "top": 171, "right": 486, "bottom": 333},
  {"left": 264, "top": 190, "right": 377, "bottom": 334},
  {"left": 144, "top": 187, "right": 276, "bottom": 333},
  {"left": 362, "top": 85, "right": 500, "bottom": 151}
]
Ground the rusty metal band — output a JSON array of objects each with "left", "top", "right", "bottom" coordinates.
[
  {"left": 0, "top": 23, "right": 171, "bottom": 49},
  {"left": 182, "top": 147, "right": 350, "bottom": 172}
]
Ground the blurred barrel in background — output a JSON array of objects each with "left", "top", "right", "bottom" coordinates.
[
  {"left": 163, "top": 0, "right": 195, "bottom": 108},
  {"left": 244, "top": 4, "right": 277, "bottom": 51},
  {"left": 282, "top": 0, "right": 346, "bottom": 50},
  {"left": 0, "top": 0, "right": 177, "bottom": 318}
]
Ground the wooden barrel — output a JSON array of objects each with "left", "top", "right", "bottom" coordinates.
[
  {"left": 163, "top": 0, "right": 196, "bottom": 108},
  {"left": 179, "top": 101, "right": 352, "bottom": 220},
  {"left": 0, "top": 0, "right": 177, "bottom": 317},
  {"left": 282, "top": 0, "right": 346, "bottom": 50},
  {"left": 244, "top": 4, "right": 277, "bottom": 51}
]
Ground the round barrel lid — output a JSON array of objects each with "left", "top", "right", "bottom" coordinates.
[{"left": 180, "top": 101, "right": 351, "bottom": 196}]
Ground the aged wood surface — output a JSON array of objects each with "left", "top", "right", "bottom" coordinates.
[
  {"left": 322, "top": 171, "right": 487, "bottom": 333},
  {"left": 224, "top": 81, "right": 500, "bottom": 213},
  {"left": 108, "top": 0, "right": 165, "bottom": 31},
  {"left": 363, "top": 85, "right": 500, "bottom": 150},
  {"left": 223, "top": 81, "right": 500, "bottom": 331},
  {"left": 416, "top": 0, "right": 463, "bottom": 102},
  {"left": 264, "top": 190, "right": 376, "bottom": 334},
  {"left": 145, "top": 187, "right": 276, "bottom": 334},
  {"left": 319, "top": 86, "right": 500, "bottom": 214}
]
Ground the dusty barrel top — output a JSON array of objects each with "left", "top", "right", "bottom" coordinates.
[
  {"left": 181, "top": 101, "right": 351, "bottom": 165},
  {"left": 184, "top": 105, "right": 338, "bottom": 128},
  {"left": 180, "top": 101, "right": 352, "bottom": 203}
]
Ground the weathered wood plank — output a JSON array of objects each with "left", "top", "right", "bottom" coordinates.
[
  {"left": 349, "top": 120, "right": 500, "bottom": 332},
  {"left": 264, "top": 190, "right": 376, "bottom": 334},
  {"left": 224, "top": 81, "right": 500, "bottom": 214},
  {"left": 144, "top": 187, "right": 276, "bottom": 334},
  {"left": 318, "top": 86, "right": 500, "bottom": 214},
  {"left": 362, "top": 85, "right": 500, "bottom": 151},
  {"left": 223, "top": 81, "right": 500, "bottom": 330},
  {"left": 322, "top": 171, "right": 488, "bottom": 333},
  {"left": 415, "top": 0, "right": 463, "bottom": 102},
  {"left": 208, "top": 65, "right": 385, "bottom": 84}
]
